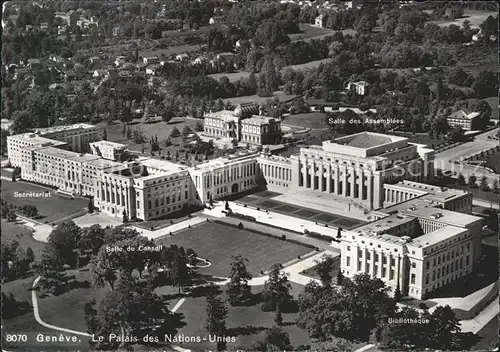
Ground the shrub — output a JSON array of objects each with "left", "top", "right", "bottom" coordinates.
[
  {"left": 281, "top": 234, "right": 286, "bottom": 240},
  {"left": 418, "top": 303, "right": 428, "bottom": 310}
]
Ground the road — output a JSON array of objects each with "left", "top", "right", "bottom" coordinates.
[{"left": 435, "top": 129, "right": 499, "bottom": 184}]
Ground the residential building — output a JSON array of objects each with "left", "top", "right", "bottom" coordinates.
[
  {"left": 447, "top": 110, "right": 480, "bottom": 131},
  {"left": 143, "top": 56, "right": 159, "bottom": 65},
  {"left": 315, "top": 14, "right": 325, "bottom": 27},
  {"left": 346, "top": 81, "right": 369, "bottom": 95}
]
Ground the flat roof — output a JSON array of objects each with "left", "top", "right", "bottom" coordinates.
[
  {"left": 83, "top": 158, "right": 123, "bottom": 169},
  {"left": 409, "top": 226, "right": 467, "bottom": 248},
  {"left": 334, "top": 132, "right": 406, "bottom": 149},
  {"left": 140, "top": 158, "right": 186, "bottom": 173},
  {"left": 402, "top": 207, "right": 482, "bottom": 227},
  {"left": 243, "top": 116, "right": 275, "bottom": 125},
  {"left": 33, "top": 123, "right": 97, "bottom": 135},
  {"left": 90, "top": 140, "right": 127, "bottom": 149},
  {"left": 352, "top": 213, "right": 414, "bottom": 235},
  {"left": 35, "top": 147, "right": 98, "bottom": 162},
  {"left": 8, "top": 133, "right": 64, "bottom": 145}
]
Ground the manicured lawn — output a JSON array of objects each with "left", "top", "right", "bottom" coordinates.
[
  {"left": 1, "top": 220, "right": 47, "bottom": 260},
  {"left": 473, "top": 314, "right": 499, "bottom": 351},
  {"left": 172, "top": 284, "right": 312, "bottom": 351},
  {"left": 1, "top": 181, "right": 88, "bottom": 224},
  {"left": 300, "top": 257, "right": 341, "bottom": 282},
  {"left": 484, "top": 151, "right": 500, "bottom": 173},
  {"left": 156, "top": 222, "right": 312, "bottom": 277},
  {"left": 426, "top": 10, "right": 498, "bottom": 28},
  {"left": 283, "top": 112, "right": 329, "bottom": 129},
  {"left": 288, "top": 23, "right": 334, "bottom": 42},
  {"left": 100, "top": 117, "right": 201, "bottom": 154},
  {"left": 222, "top": 91, "right": 299, "bottom": 106}
]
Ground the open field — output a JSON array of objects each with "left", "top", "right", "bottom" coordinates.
[
  {"left": 139, "top": 43, "right": 201, "bottom": 58},
  {"left": 222, "top": 91, "right": 300, "bottom": 105},
  {"left": 161, "top": 25, "right": 227, "bottom": 38},
  {"left": 1, "top": 181, "right": 88, "bottom": 224},
  {"left": 209, "top": 58, "right": 330, "bottom": 82},
  {"left": 1, "top": 220, "right": 47, "bottom": 260},
  {"left": 156, "top": 222, "right": 312, "bottom": 277},
  {"left": 427, "top": 10, "right": 497, "bottom": 28},
  {"left": 289, "top": 24, "right": 355, "bottom": 42},
  {"left": 283, "top": 112, "right": 329, "bottom": 129}
]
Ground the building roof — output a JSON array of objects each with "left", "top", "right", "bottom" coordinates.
[
  {"left": 401, "top": 207, "right": 483, "bottom": 228},
  {"left": 233, "top": 103, "right": 260, "bottom": 118},
  {"left": 8, "top": 133, "right": 66, "bottom": 146},
  {"left": 408, "top": 226, "right": 467, "bottom": 248},
  {"left": 338, "top": 132, "right": 394, "bottom": 148},
  {"left": 90, "top": 140, "right": 127, "bottom": 149},
  {"left": 448, "top": 110, "right": 480, "bottom": 120},
  {"left": 351, "top": 213, "right": 414, "bottom": 236},
  {"left": 33, "top": 123, "right": 97, "bottom": 135},
  {"left": 140, "top": 158, "right": 186, "bottom": 173},
  {"left": 243, "top": 116, "right": 275, "bottom": 125}
]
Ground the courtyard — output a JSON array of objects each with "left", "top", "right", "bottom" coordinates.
[
  {"left": 156, "top": 222, "right": 313, "bottom": 277},
  {"left": 237, "top": 190, "right": 366, "bottom": 230},
  {"left": 1, "top": 180, "right": 88, "bottom": 224}
]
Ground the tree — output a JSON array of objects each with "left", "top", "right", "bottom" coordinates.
[
  {"left": 182, "top": 126, "right": 192, "bottom": 138},
  {"left": 261, "top": 263, "right": 292, "bottom": 325},
  {"left": 393, "top": 284, "right": 402, "bottom": 302},
  {"left": 473, "top": 70, "right": 497, "bottom": 98},
  {"left": 7, "top": 210, "right": 16, "bottom": 222},
  {"left": 336, "top": 270, "right": 344, "bottom": 286},
  {"left": 297, "top": 274, "right": 396, "bottom": 342},
  {"left": 448, "top": 66, "right": 469, "bottom": 86},
  {"left": 479, "top": 176, "right": 490, "bottom": 191},
  {"left": 264, "top": 326, "right": 292, "bottom": 351},
  {"left": 314, "top": 255, "right": 336, "bottom": 286},
  {"left": 171, "top": 248, "right": 190, "bottom": 293},
  {"left": 20, "top": 205, "right": 38, "bottom": 218},
  {"left": 78, "top": 225, "right": 105, "bottom": 260},
  {"left": 456, "top": 173, "right": 466, "bottom": 186},
  {"left": 448, "top": 126, "right": 465, "bottom": 142},
  {"left": 122, "top": 210, "right": 128, "bottom": 223},
  {"left": 88, "top": 198, "right": 94, "bottom": 213},
  {"left": 86, "top": 272, "right": 178, "bottom": 351},
  {"left": 170, "top": 127, "right": 181, "bottom": 138},
  {"left": 11, "top": 173, "right": 16, "bottom": 182},
  {"left": 468, "top": 174, "right": 477, "bottom": 188},
  {"left": 205, "top": 285, "right": 228, "bottom": 351},
  {"left": 492, "top": 178, "right": 499, "bottom": 193},
  {"left": 227, "top": 255, "right": 252, "bottom": 305},
  {"left": 48, "top": 221, "right": 82, "bottom": 267},
  {"left": 195, "top": 122, "right": 204, "bottom": 131}
]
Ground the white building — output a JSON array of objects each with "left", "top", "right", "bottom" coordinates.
[
  {"left": 447, "top": 110, "right": 480, "bottom": 131},
  {"left": 340, "top": 205, "right": 483, "bottom": 299},
  {"left": 315, "top": 14, "right": 325, "bottom": 27},
  {"left": 89, "top": 141, "right": 127, "bottom": 161},
  {"left": 7, "top": 124, "right": 101, "bottom": 167},
  {"left": 346, "top": 81, "right": 369, "bottom": 96},
  {"left": 188, "top": 152, "right": 260, "bottom": 204},
  {"left": 288, "top": 132, "right": 435, "bottom": 210}
]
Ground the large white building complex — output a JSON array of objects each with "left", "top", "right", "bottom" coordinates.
[
  {"left": 339, "top": 181, "right": 483, "bottom": 300},
  {"left": 204, "top": 103, "right": 282, "bottom": 145},
  {"left": 264, "top": 132, "right": 435, "bottom": 211}
]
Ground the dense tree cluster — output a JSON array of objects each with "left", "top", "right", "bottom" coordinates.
[{"left": 297, "top": 274, "right": 396, "bottom": 342}]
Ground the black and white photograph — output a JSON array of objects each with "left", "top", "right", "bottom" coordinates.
[{"left": 0, "top": 0, "right": 499, "bottom": 351}]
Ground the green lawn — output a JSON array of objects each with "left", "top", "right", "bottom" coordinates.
[
  {"left": 484, "top": 151, "right": 500, "bottom": 173},
  {"left": 223, "top": 91, "right": 300, "bottom": 106},
  {"left": 1, "top": 220, "right": 47, "bottom": 260},
  {"left": 156, "top": 222, "right": 312, "bottom": 277},
  {"left": 283, "top": 112, "right": 329, "bottom": 129},
  {"left": 100, "top": 117, "right": 202, "bottom": 154},
  {"left": 1, "top": 181, "right": 88, "bottom": 224},
  {"left": 171, "top": 284, "right": 312, "bottom": 351}
]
